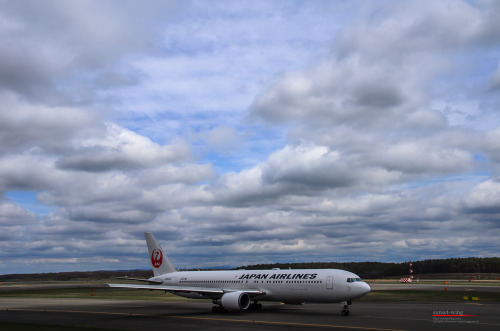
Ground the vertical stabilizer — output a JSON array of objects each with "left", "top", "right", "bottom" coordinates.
[{"left": 144, "top": 232, "right": 177, "bottom": 276}]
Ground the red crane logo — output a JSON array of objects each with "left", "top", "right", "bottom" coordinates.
[{"left": 151, "top": 249, "right": 163, "bottom": 268}]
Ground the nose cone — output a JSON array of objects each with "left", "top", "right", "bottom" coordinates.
[
  {"left": 350, "top": 281, "right": 371, "bottom": 299},
  {"left": 361, "top": 282, "right": 371, "bottom": 296}
]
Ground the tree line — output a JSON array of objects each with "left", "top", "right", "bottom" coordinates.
[
  {"left": 1, "top": 257, "right": 499, "bottom": 281},
  {"left": 237, "top": 257, "right": 500, "bottom": 279}
]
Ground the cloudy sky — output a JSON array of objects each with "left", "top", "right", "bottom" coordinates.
[{"left": 1, "top": 0, "right": 499, "bottom": 274}]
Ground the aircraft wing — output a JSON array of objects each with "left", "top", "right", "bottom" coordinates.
[
  {"left": 114, "top": 277, "right": 163, "bottom": 284},
  {"left": 106, "top": 283, "right": 265, "bottom": 297}
]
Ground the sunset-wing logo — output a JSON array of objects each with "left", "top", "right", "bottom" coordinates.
[{"left": 151, "top": 249, "right": 163, "bottom": 268}]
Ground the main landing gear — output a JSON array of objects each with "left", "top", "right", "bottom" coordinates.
[
  {"left": 340, "top": 301, "right": 351, "bottom": 316},
  {"left": 249, "top": 301, "right": 262, "bottom": 311}
]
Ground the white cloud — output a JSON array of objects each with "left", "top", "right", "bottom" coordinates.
[
  {"left": 200, "top": 126, "right": 243, "bottom": 155},
  {"left": 0, "top": 0, "right": 181, "bottom": 104},
  {"left": 0, "top": 92, "right": 103, "bottom": 153},
  {"left": 0, "top": 201, "right": 38, "bottom": 225},
  {"left": 464, "top": 178, "right": 500, "bottom": 212},
  {"left": 1, "top": 0, "right": 500, "bottom": 274},
  {"left": 375, "top": 142, "right": 473, "bottom": 174},
  {"left": 57, "top": 123, "right": 192, "bottom": 172}
]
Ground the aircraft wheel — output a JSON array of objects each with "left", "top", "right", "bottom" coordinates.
[
  {"left": 249, "top": 302, "right": 263, "bottom": 311},
  {"left": 212, "top": 306, "right": 225, "bottom": 313}
]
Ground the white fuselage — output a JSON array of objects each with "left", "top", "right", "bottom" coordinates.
[{"left": 149, "top": 268, "right": 370, "bottom": 303}]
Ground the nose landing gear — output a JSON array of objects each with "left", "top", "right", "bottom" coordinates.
[{"left": 340, "top": 300, "right": 351, "bottom": 316}]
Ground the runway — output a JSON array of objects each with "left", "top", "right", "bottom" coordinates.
[{"left": 1, "top": 297, "right": 499, "bottom": 330}]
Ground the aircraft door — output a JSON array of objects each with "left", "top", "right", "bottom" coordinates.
[{"left": 327, "top": 276, "right": 333, "bottom": 289}]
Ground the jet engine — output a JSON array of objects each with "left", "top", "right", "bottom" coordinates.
[{"left": 216, "top": 291, "right": 251, "bottom": 311}]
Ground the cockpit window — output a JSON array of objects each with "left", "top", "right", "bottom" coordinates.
[{"left": 346, "top": 278, "right": 363, "bottom": 283}]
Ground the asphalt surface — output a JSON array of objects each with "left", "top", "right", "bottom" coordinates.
[{"left": 1, "top": 297, "right": 499, "bottom": 330}]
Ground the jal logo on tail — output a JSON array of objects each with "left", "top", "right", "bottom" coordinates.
[{"left": 151, "top": 249, "right": 163, "bottom": 268}]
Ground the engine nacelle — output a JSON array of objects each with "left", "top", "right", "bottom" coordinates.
[{"left": 217, "top": 291, "right": 251, "bottom": 311}]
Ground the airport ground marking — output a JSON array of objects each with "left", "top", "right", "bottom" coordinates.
[
  {"left": 4, "top": 307, "right": 407, "bottom": 331},
  {"left": 169, "top": 315, "right": 407, "bottom": 331},
  {"left": 4, "top": 308, "right": 152, "bottom": 317}
]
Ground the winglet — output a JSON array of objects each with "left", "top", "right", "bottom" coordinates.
[{"left": 145, "top": 232, "right": 177, "bottom": 276}]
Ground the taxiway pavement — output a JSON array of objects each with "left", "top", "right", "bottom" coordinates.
[{"left": 1, "top": 297, "right": 499, "bottom": 330}]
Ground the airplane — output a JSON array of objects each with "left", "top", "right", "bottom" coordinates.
[{"left": 107, "top": 232, "right": 370, "bottom": 316}]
